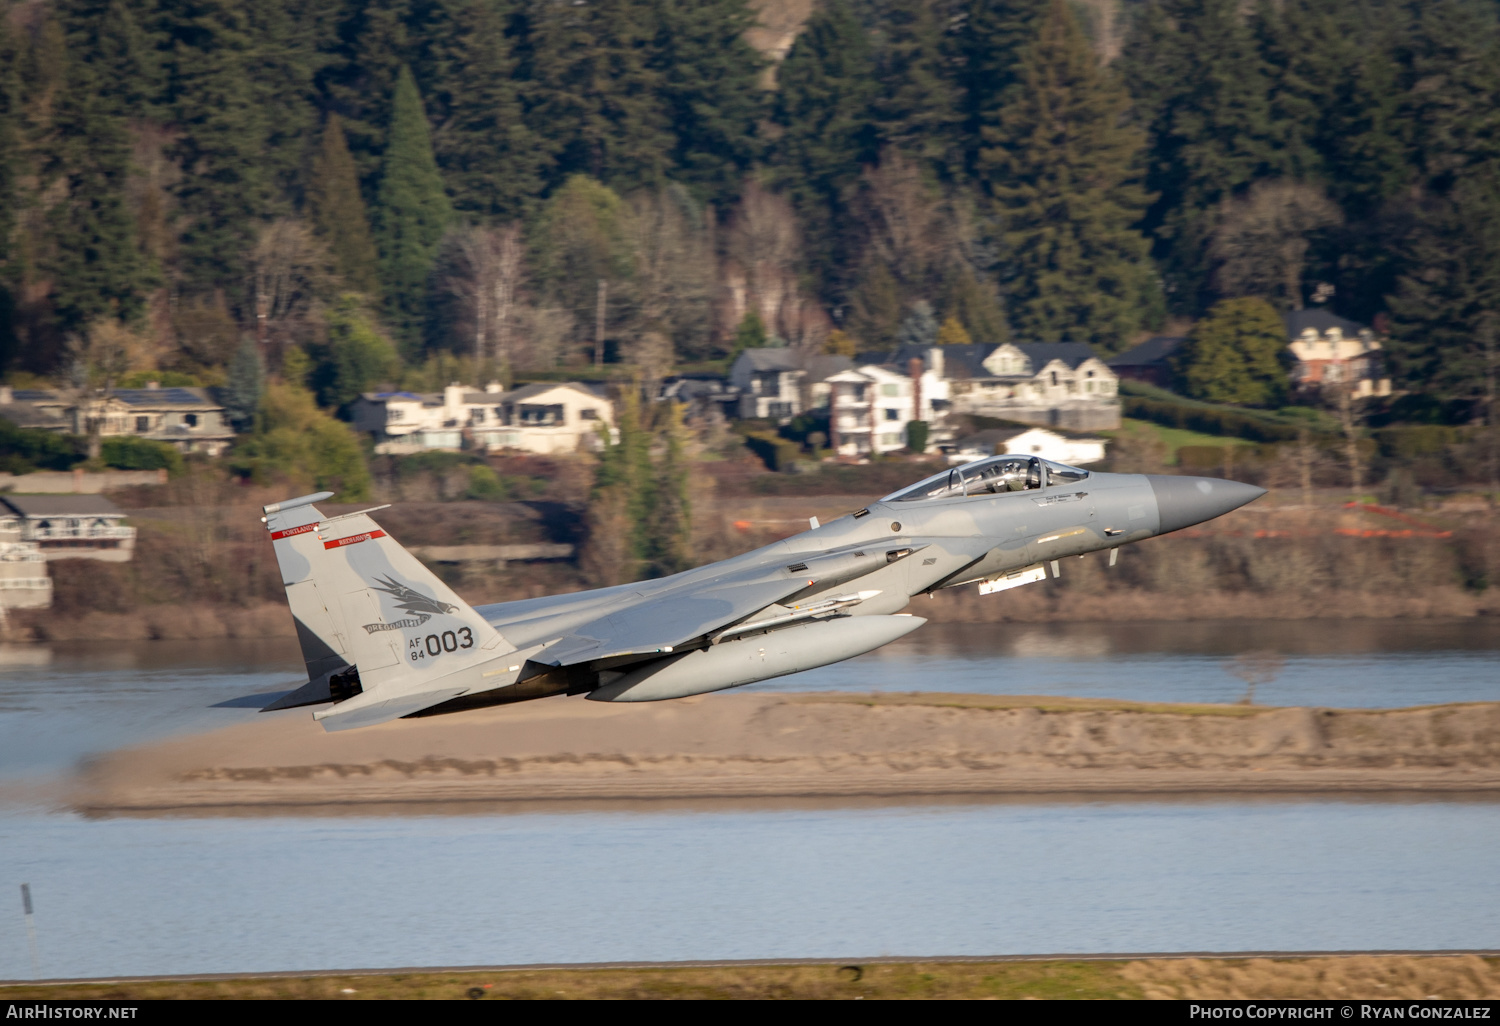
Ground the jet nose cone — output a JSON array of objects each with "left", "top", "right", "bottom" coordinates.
[{"left": 1147, "top": 475, "right": 1267, "bottom": 535}]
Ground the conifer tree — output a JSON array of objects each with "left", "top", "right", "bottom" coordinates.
[
  {"left": 307, "top": 115, "right": 381, "bottom": 294},
  {"left": 1387, "top": 171, "right": 1500, "bottom": 403},
  {"left": 772, "top": 0, "right": 879, "bottom": 284},
  {"left": 984, "top": 0, "right": 1156, "bottom": 352},
  {"left": 223, "top": 338, "right": 266, "bottom": 431},
  {"left": 1391, "top": 0, "right": 1500, "bottom": 198},
  {"left": 318, "top": 0, "right": 413, "bottom": 183},
  {"left": 1121, "top": 0, "right": 1277, "bottom": 312},
  {"left": 1252, "top": 0, "right": 1410, "bottom": 211},
  {"left": 428, "top": 0, "right": 543, "bottom": 220},
  {"left": 57, "top": 0, "right": 165, "bottom": 121},
  {"left": 247, "top": 0, "right": 326, "bottom": 206},
  {"left": 642, "top": 400, "right": 692, "bottom": 576},
  {"left": 650, "top": 0, "right": 766, "bottom": 205},
  {"left": 42, "top": 59, "right": 155, "bottom": 331},
  {"left": 954, "top": 0, "right": 1047, "bottom": 177},
  {"left": 159, "top": 0, "right": 272, "bottom": 295},
  {"left": 0, "top": 13, "right": 19, "bottom": 370},
  {"left": 373, "top": 66, "right": 453, "bottom": 352},
  {"left": 873, "top": 0, "right": 963, "bottom": 181},
  {"left": 519, "top": 0, "right": 673, "bottom": 192}
]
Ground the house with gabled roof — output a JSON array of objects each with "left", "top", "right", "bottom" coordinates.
[
  {"left": 1284, "top": 309, "right": 1391, "bottom": 398},
  {"left": 883, "top": 342, "right": 1121, "bottom": 431},
  {"left": 352, "top": 381, "right": 615, "bottom": 455},
  {"left": 0, "top": 494, "right": 135, "bottom": 562},
  {"left": 0, "top": 384, "right": 234, "bottom": 455}
]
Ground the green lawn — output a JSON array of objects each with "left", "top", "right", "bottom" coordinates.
[{"left": 1101, "top": 418, "right": 1257, "bottom": 463}]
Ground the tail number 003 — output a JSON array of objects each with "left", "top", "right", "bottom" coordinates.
[{"left": 410, "top": 627, "right": 474, "bottom": 660}]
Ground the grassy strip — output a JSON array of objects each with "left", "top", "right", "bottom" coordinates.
[
  {"left": 0, "top": 961, "right": 1144, "bottom": 1000},
  {"left": 6, "top": 956, "right": 1499, "bottom": 1000}
]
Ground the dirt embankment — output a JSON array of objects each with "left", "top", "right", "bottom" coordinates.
[{"left": 71, "top": 693, "right": 1500, "bottom": 814}]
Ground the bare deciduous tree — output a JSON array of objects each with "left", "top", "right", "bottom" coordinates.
[
  {"left": 854, "top": 149, "right": 953, "bottom": 295},
  {"left": 1210, "top": 179, "right": 1341, "bottom": 309},
  {"left": 625, "top": 186, "right": 713, "bottom": 363},
  {"left": 722, "top": 180, "right": 807, "bottom": 345},
  {"left": 247, "top": 219, "right": 336, "bottom": 357},
  {"left": 439, "top": 223, "right": 526, "bottom": 374}
]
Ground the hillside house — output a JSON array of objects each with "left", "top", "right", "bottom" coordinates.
[
  {"left": 1106, "top": 337, "right": 1184, "bottom": 389},
  {"left": 0, "top": 494, "right": 135, "bottom": 562},
  {"left": 1285, "top": 310, "right": 1392, "bottom": 398},
  {"left": 825, "top": 362, "right": 950, "bottom": 456},
  {"left": 0, "top": 385, "right": 234, "bottom": 455},
  {"left": 353, "top": 382, "right": 615, "bottom": 455},
  {"left": 0, "top": 516, "right": 49, "bottom": 609},
  {"left": 727, "top": 349, "right": 852, "bottom": 421},
  {"left": 886, "top": 343, "right": 1121, "bottom": 430}
]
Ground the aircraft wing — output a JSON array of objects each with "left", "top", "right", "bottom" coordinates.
[{"left": 534, "top": 543, "right": 899, "bottom": 667}]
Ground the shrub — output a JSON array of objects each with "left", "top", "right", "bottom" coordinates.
[
  {"left": 229, "top": 382, "right": 372, "bottom": 499},
  {"left": 101, "top": 436, "right": 185, "bottom": 476},
  {"left": 0, "top": 420, "right": 84, "bottom": 472},
  {"left": 906, "top": 420, "right": 929, "bottom": 453},
  {"left": 465, "top": 464, "right": 508, "bottom": 500},
  {"left": 743, "top": 430, "right": 802, "bottom": 472},
  {"left": 1121, "top": 394, "right": 1303, "bottom": 443}
]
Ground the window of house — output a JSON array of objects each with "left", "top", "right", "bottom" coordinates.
[
  {"left": 520, "top": 404, "right": 564, "bottom": 425},
  {"left": 469, "top": 409, "right": 486, "bottom": 424},
  {"left": 135, "top": 416, "right": 150, "bottom": 433},
  {"left": 1050, "top": 371, "right": 1058, "bottom": 386},
  {"left": 184, "top": 413, "right": 198, "bottom": 427},
  {"left": 389, "top": 408, "right": 404, "bottom": 421},
  {"left": 768, "top": 402, "right": 794, "bottom": 419},
  {"left": 884, "top": 408, "right": 901, "bottom": 421},
  {"left": 580, "top": 409, "right": 598, "bottom": 420}
]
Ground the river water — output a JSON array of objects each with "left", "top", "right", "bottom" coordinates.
[{"left": 0, "top": 621, "right": 1496, "bottom": 978}]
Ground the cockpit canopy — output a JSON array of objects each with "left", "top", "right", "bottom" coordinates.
[{"left": 882, "top": 454, "right": 1090, "bottom": 503}]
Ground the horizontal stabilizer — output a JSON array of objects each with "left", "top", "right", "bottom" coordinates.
[{"left": 314, "top": 687, "right": 470, "bottom": 732}]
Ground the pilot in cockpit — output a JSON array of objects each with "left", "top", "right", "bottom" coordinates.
[
  {"left": 886, "top": 453, "right": 1087, "bottom": 502},
  {"left": 962, "top": 457, "right": 1041, "bottom": 494}
]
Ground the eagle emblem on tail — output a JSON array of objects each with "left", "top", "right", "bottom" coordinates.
[{"left": 362, "top": 575, "right": 459, "bottom": 633}]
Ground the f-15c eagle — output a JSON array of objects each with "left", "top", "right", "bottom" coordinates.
[{"left": 260, "top": 456, "right": 1263, "bottom": 731}]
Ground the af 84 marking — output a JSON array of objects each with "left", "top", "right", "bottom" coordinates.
[{"left": 409, "top": 628, "right": 474, "bottom": 661}]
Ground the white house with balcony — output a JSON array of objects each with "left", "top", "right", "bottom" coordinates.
[
  {"left": 0, "top": 494, "right": 135, "bottom": 562},
  {"left": 727, "top": 349, "right": 853, "bottom": 421},
  {"left": 826, "top": 363, "right": 949, "bottom": 456},
  {"left": 885, "top": 342, "right": 1120, "bottom": 430},
  {"left": 0, "top": 516, "right": 50, "bottom": 609},
  {"left": 351, "top": 382, "right": 615, "bottom": 455}
]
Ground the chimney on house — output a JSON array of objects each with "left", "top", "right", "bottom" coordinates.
[
  {"left": 926, "top": 347, "right": 944, "bottom": 379},
  {"left": 484, "top": 380, "right": 504, "bottom": 394},
  {"left": 444, "top": 383, "right": 465, "bottom": 416}
]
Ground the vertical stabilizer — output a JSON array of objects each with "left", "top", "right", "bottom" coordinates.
[
  {"left": 263, "top": 492, "right": 353, "bottom": 710},
  {"left": 285, "top": 509, "right": 523, "bottom": 730}
]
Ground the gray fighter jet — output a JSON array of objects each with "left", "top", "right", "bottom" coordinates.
[{"left": 260, "top": 456, "right": 1263, "bottom": 730}]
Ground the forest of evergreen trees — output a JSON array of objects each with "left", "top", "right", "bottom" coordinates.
[{"left": 1, "top": 0, "right": 1499, "bottom": 417}]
